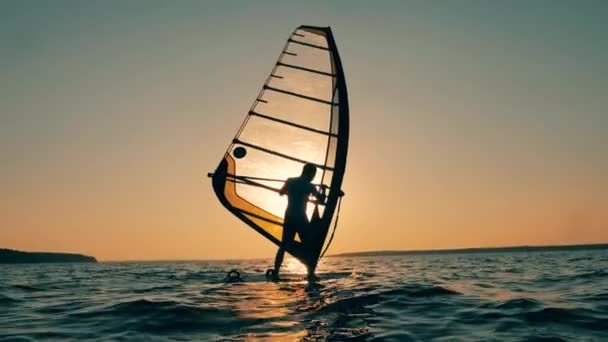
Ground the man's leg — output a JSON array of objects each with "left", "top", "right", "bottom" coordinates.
[
  {"left": 273, "top": 224, "right": 296, "bottom": 281},
  {"left": 273, "top": 247, "right": 284, "bottom": 280},
  {"left": 306, "top": 265, "right": 319, "bottom": 282}
]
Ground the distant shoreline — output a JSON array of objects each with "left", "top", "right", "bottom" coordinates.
[
  {"left": 0, "top": 248, "right": 97, "bottom": 264},
  {"left": 329, "top": 243, "right": 608, "bottom": 258}
]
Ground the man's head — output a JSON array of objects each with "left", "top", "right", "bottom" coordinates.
[{"left": 301, "top": 163, "right": 317, "bottom": 182}]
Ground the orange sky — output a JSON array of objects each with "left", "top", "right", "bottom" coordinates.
[{"left": 1, "top": 2, "right": 606, "bottom": 260}]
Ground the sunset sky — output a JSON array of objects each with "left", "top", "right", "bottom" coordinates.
[{"left": 1, "top": 1, "right": 607, "bottom": 261}]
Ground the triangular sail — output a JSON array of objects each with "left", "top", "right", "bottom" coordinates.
[{"left": 210, "top": 26, "right": 349, "bottom": 270}]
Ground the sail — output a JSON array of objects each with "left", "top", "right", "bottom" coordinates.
[{"left": 210, "top": 26, "right": 349, "bottom": 270}]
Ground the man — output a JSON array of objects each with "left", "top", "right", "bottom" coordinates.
[{"left": 272, "top": 163, "right": 325, "bottom": 281}]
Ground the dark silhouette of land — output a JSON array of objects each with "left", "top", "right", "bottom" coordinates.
[
  {"left": 330, "top": 243, "right": 608, "bottom": 258},
  {"left": 0, "top": 248, "right": 97, "bottom": 263}
]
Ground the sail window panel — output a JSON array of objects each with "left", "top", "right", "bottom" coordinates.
[
  {"left": 282, "top": 44, "right": 332, "bottom": 74},
  {"left": 230, "top": 147, "right": 327, "bottom": 218},
  {"left": 220, "top": 154, "right": 284, "bottom": 228},
  {"left": 255, "top": 91, "right": 331, "bottom": 132},
  {"left": 307, "top": 168, "right": 325, "bottom": 193},
  {"left": 232, "top": 149, "right": 295, "bottom": 218},
  {"left": 232, "top": 179, "right": 286, "bottom": 220},
  {"left": 321, "top": 170, "right": 333, "bottom": 188},
  {"left": 329, "top": 87, "right": 340, "bottom": 135},
  {"left": 237, "top": 116, "right": 328, "bottom": 165},
  {"left": 325, "top": 136, "right": 338, "bottom": 170},
  {"left": 268, "top": 65, "right": 333, "bottom": 102},
  {"left": 330, "top": 104, "right": 340, "bottom": 135},
  {"left": 231, "top": 145, "right": 310, "bottom": 183},
  {"left": 234, "top": 192, "right": 283, "bottom": 220},
  {"left": 294, "top": 29, "right": 329, "bottom": 49},
  {"left": 305, "top": 204, "right": 317, "bottom": 221},
  {"left": 316, "top": 203, "right": 326, "bottom": 218}
]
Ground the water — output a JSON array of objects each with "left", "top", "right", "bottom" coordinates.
[{"left": 2, "top": 249, "right": 608, "bottom": 341}]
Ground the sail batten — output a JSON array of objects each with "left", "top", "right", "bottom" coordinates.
[
  {"left": 226, "top": 176, "right": 282, "bottom": 195},
  {"left": 276, "top": 61, "right": 336, "bottom": 77},
  {"left": 210, "top": 26, "right": 348, "bottom": 271},
  {"left": 232, "top": 139, "right": 335, "bottom": 171},
  {"left": 263, "top": 85, "right": 337, "bottom": 105},
  {"left": 287, "top": 38, "right": 329, "bottom": 50},
  {"left": 249, "top": 111, "right": 338, "bottom": 137}
]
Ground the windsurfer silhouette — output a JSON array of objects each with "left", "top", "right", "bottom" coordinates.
[{"left": 272, "top": 163, "right": 325, "bottom": 281}]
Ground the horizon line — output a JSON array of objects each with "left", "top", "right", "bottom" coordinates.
[{"left": 93, "top": 242, "right": 608, "bottom": 262}]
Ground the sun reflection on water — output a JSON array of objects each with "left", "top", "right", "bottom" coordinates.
[{"left": 285, "top": 257, "right": 308, "bottom": 275}]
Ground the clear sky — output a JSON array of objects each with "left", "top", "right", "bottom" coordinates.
[{"left": 1, "top": 1, "right": 607, "bottom": 261}]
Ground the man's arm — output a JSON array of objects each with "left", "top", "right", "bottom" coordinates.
[
  {"left": 318, "top": 185, "right": 345, "bottom": 199},
  {"left": 279, "top": 180, "right": 288, "bottom": 196},
  {"left": 311, "top": 185, "right": 326, "bottom": 203}
]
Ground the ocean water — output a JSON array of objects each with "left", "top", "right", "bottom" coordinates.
[{"left": 1, "top": 250, "right": 608, "bottom": 341}]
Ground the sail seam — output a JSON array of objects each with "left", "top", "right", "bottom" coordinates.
[
  {"left": 263, "top": 85, "right": 336, "bottom": 105},
  {"left": 233, "top": 139, "right": 335, "bottom": 171},
  {"left": 249, "top": 111, "right": 338, "bottom": 137}
]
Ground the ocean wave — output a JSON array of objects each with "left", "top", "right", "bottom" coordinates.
[
  {"left": 523, "top": 307, "right": 606, "bottom": 330},
  {"left": 471, "top": 306, "right": 607, "bottom": 332},
  {"left": 67, "top": 298, "right": 245, "bottom": 334},
  {"left": 130, "top": 285, "right": 177, "bottom": 294},
  {"left": 520, "top": 334, "right": 569, "bottom": 342},
  {"left": 11, "top": 284, "right": 45, "bottom": 292},
  {"left": 568, "top": 256, "right": 593, "bottom": 262},
  {"left": 572, "top": 270, "right": 608, "bottom": 280},
  {"left": 0, "top": 294, "right": 20, "bottom": 305},
  {"left": 36, "top": 301, "right": 85, "bottom": 314},
  {"left": 495, "top": 298, "right": 541, "bottom": 310},
  {"left": 311, "top": 283, "right": 460, "bottom": 317},
  {"left": 591, "top": 292, "right": 608, "bottom": 301},
  {"left": 318, "top": 293, "right": 380, "bottom": 314},
  {"left": 382, "top": 284, "right": 461, "bottom": 298},
  {"left": 0, "top": 336, "right": 36, "bottom": 341},
  {"left": 76, "top": 298, "right": 205, "bottom": 316},
  {"left": 535, "top": 269, "right": 608, "bottom": 284},
  {"left": 167, "top": 271, "right": 216, "bottom": 281}
]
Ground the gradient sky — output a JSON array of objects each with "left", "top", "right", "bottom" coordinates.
[{"left": 1, "top": 1, "right": 607, "bottom": 261}]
